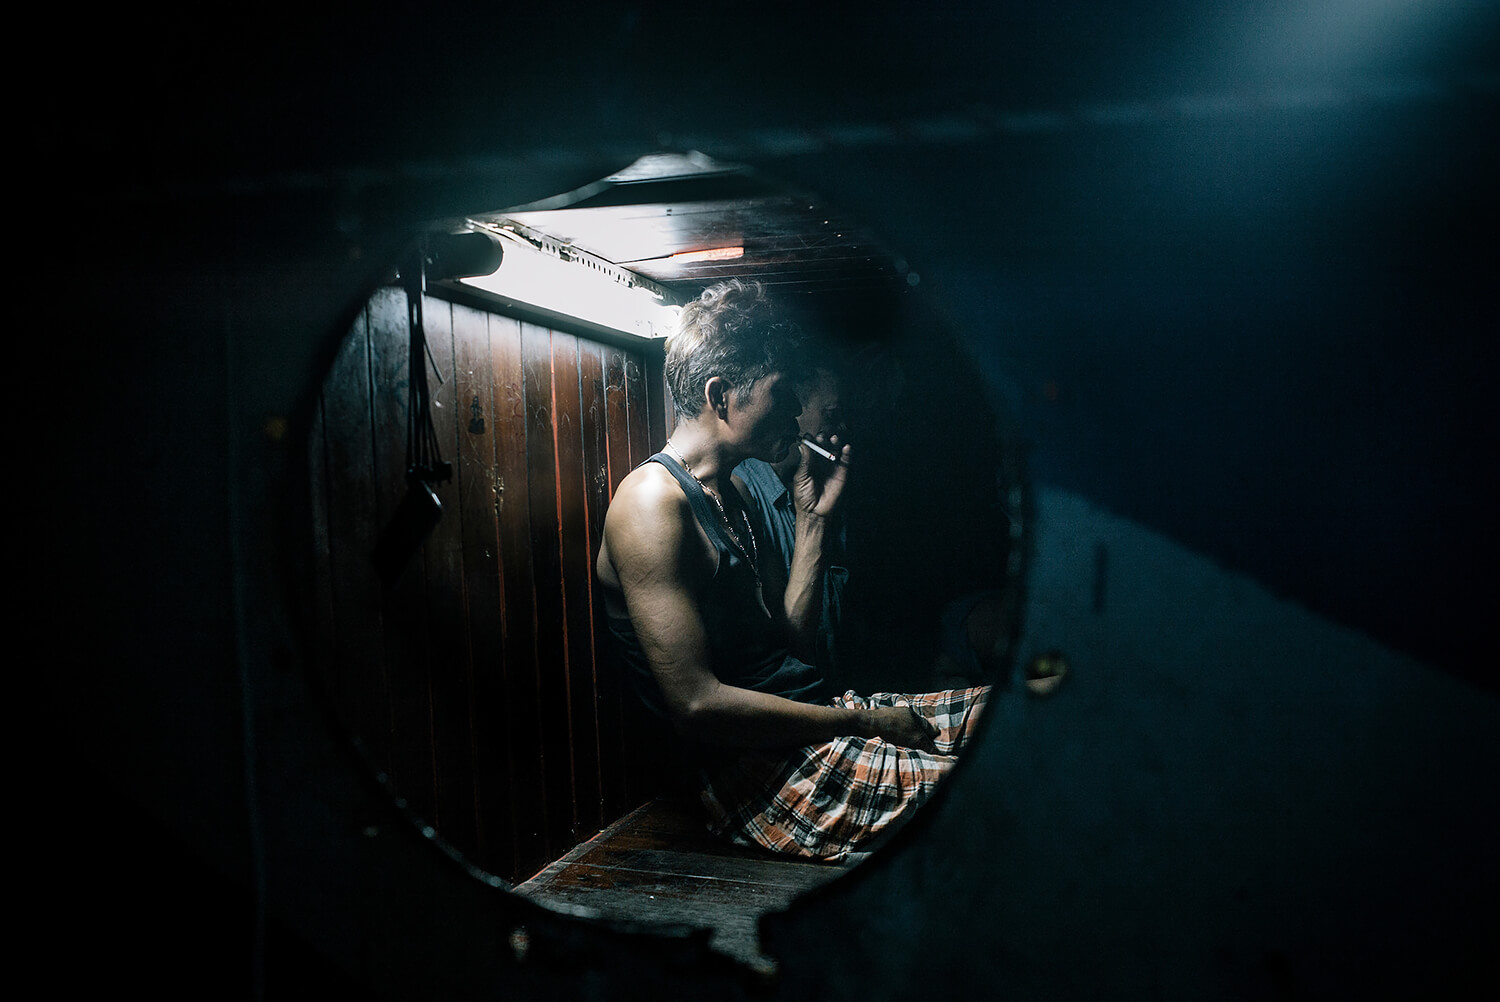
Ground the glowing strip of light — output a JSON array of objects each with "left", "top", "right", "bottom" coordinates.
[
  {"left": 668, "top": 246, "right": 745, "bottom": 264},
  {"left": 458, "top": 231, "right": 678, "bottom": 340}
]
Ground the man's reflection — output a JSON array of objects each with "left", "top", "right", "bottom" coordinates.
[{"left": 730, "top": 354, "right": 1062, "bottom": 696}]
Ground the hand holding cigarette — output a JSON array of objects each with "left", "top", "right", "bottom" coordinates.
[{"left": 793, "top": 435, "right": 851, "bottom": 519}]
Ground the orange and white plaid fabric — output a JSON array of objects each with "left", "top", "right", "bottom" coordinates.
[{"left": 698, "top": 686, "right": 991, "bottom": 861}]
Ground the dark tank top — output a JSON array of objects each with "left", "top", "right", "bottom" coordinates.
[{"left": 605, "top": 452, "right": 832, "bottom": 721}]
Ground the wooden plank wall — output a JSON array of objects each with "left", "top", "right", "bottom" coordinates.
[{"left": 309, "top": 284, "right": 671, "bottom": 884}]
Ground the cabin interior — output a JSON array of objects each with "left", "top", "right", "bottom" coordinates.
[{"left": 41, "top": 5, "right": 1497, "bottom": 1001}]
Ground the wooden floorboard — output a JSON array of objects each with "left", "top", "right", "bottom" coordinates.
[{"left": 513, "top": 795, "right": 844, "bottom": 967}]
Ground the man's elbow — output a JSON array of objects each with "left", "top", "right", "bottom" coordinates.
[{"left": 666, "top": 690, "right": 723, "bottom": 743}]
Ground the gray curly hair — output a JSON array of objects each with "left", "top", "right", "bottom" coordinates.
[
  {"left": 669, "top": 280, "right": 810, "bottom": 420},
  {"left": 665, "top": 279, "right": 807, "bottom": 421}
]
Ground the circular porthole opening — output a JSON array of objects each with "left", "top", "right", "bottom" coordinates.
[{"left": 304, "top": 151, "right": 1031, "bottom": 970}]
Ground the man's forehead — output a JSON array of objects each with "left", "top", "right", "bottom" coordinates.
[{"left": 801, "top": 368, "right": 841, "bottom": 398}]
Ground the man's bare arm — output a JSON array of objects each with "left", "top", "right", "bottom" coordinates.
[
  {"left": 603, "top": 465, "right": 932, "bottom": 751},
  {"left": 778, "top": 509, "right": 829, "bottom": 662}
]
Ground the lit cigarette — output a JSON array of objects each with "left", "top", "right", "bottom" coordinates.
[{"left": 801, "top": 437, "right": 839, "bottom": 462}]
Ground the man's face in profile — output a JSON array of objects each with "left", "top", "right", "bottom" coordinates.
[
  {"left": 774, "top": 368, "right": 844, "bottom": 476},
  {"left": 797, "top": 369, "right": 845, "bottom": 442},
  {"left": 732, "top": 371, "right": 804, "bottom": 463}
]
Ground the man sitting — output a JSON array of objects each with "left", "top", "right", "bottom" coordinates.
[{"left": 596, "top": 279, "right": 989, "bottom": 861}]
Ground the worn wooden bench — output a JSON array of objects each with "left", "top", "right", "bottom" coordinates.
[{"left": 513, "top": 794, "right": 844, "bottom": 968}]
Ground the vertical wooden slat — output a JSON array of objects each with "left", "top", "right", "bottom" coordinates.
[
  {"left": 620, "top": 349, "right": 665, "bottom": 806},
  {"left": 602, "top": 348, "right": 634, "bottom": 494},
  {"left": 418, "top": 296, "right": 479, "bottom": 852},
  {"left": 452, "top": 301, "right": 516, "bottom": 877},
  {"left": 367, "top": 284, "right": 437, "bottom": 825},
  {"left": 601, "top": 347, "right": 640, "bottom": 804},
  {"left": 624, "top": 352, "right": 650, "bottom": 472},
  {"left": 645, "top": 344, "right": 670, "bottom": 451},
  {"left": 580, "top": 342, "right": 627, "bottom": 818},
  {"left": 492, "top": 313, "right": 548, "bottom": 879},
  {"left": 553, "top": 330, "right": 605, "bottom": 837},
  {"left": 523, "top": 323, "right": 578, "bottom": 859},
  {"left": 321, "top": 306, "right": 390, "bottom": 779}
]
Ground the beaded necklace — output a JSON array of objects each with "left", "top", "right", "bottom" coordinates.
[{"left": 663, "top": 441, "right": 761, "bottom": 574}]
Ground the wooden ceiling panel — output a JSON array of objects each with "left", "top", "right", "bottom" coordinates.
[{"left": 477, "top": 154, "right": 905, "bottom": 301}]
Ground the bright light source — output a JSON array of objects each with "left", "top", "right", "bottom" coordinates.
[
  {"left": 458, "top": 230, "right": 678, "bottom": 340},
  {"left": 669, "top": 246, "right": 745, "bottom": 264}
]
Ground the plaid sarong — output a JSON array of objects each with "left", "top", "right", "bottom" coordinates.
[{"left": 698, "top": 686, "right": 991, "bottom": 861}]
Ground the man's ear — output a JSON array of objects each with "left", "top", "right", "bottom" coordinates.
[{"left": 704, "top": 376, "right": 732, "bottom": 419}]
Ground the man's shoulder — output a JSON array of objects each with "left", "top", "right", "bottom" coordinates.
[
  {"left": 734, "top": 458, "right": 776, "bottom": 478},
  {"left": 604, "top": 459, "right": 711, "bottom": 579},
  {"left": 612, "top": 459, "right": 685, "bottom": 513}
]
